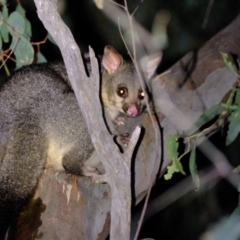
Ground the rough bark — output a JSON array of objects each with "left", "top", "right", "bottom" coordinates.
[
  {"left": 8, "top": 5, "right": 240, "bottom": 240},
  {"left": 152, "top": 14, "right": 240, "bottom": 173},
  {"left": 30, "top": 0, "right": 139, "bottom": 239}
]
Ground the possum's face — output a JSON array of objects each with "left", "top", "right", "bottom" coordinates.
[
  {"left": 101, "top": 46, "right": 149, "bottom": 120},
  {"left": 109, "top": 63, "right": 148, "bottom": 117}
]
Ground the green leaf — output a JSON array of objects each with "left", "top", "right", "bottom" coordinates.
[
  {"left": 166, "top": 135, "right": 179, "bottom": 161},
  {"left": 175, "top": 159, "right": 185, "bottom": 175},
  {"left": 36, "top": 51, "right": 47, "bottom": 64},
  {"left": 7, "top": 11, "right": 25, "bottom": 36},
  {"left": 10, "top": 36, "right": 34, "bottom": 69},
  {"left": 24, "top": 19, "right": 32, "bottom": 38},
  {"left": 165, "top": 135, "right": 186, "bottom": 180},
  {"left": 164, "top": 160, "right": 185, "bottom": 180},
  {"left": 225, "top": 83, "right": 238, "bottom": 106},
  {"left": 16, "top": 3, "right": 26, "bottom": 17},
  {"left": 164, "top": 164, "right": 177, "bottom": 180},
  {"left": 9, "top": 36, "right": 18, "bottom": 50},
  {"left": 184, "top": 105, "right": 224, "bottom": 136},
  {"left": 189, "top": 148, "right": 200, "bottom": 190},
  {"left": 0, "top": 6, "right": 9, "bottom": 43},
  {"left": 16, "top": 3, "right": 32, "bottom": 38},
  {"left": 226, "top": 108, "right": 240, "bottom": 145},
  {"left": 221, "top": 52, "right": 236, "bottom": 74},
  {"left": 228, "top": 107, "right": 240, "bottom": 125},
  {"left": 235, "top": 89, "right": 240, "bottom": 106}
]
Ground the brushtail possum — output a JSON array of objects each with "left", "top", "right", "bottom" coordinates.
[
  {"left": 0, "top": 46, "right": 161, "bottom": 238},
  {"left": 101, "top": 46, "right": 162, "bottom": 146}
]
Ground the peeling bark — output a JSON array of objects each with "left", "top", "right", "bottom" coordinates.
[{"left": 152, "top": 14, "right": 240, "bottom": 172}]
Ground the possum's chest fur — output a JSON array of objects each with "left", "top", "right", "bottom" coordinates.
[
  {"left": 45, "top": 139, "right": 72, "bottom": 171},
  {"left": 0, "top": 64, "right": 95, "bottom": 181}
]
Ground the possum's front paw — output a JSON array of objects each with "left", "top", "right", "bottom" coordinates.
[
  {"left": 81, "top": 165, "right": 102, "bottom": 177},
  {"left": 81, "top": 166, "right": 108, "bottom": 183},
  {"left": 116, "top": 133, "right": 130, "bottom": 148},
  {"left": 114, "top": 115, "right": 126, "bottom": 126}
]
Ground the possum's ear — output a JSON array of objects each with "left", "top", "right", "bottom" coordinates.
[
  {"left": 102, "top": 45, "right": 123, "bottom": 75},
  {"left": 141, "top": 52, "right": 163, "bottom": 80}
]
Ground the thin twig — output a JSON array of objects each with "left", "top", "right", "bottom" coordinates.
[
  {"left": 124, "top": 0, "right": 136, "bottom": 59},
  {"left": 109, "top": 2, "right": 162, "bottom": 238},
  {"left": 131, "top": 6, "right": 139, "bottom": 17},
  {"left": 121, "top": 5, "right": 162, "bottom": 240},
  {"left": 109, "top": 0, "right": 126, "bottom": 10},
  {"left": 0, "top": 38, "right": 18, "bottom": 71},
  {"left": 31, "top": 35, "right": 48, "bottom": 45},
  {"left": 202, "top": 0, "right": 215, "bottom": 29},
  {"left": 118, "top": 18, "right": 132, "bottom": 58},
  {"left": 113, "top": 1, "right": 162, "bottom": 239},
  {"left": 31, "top": 35, "right": 48, "bottom": 52}
]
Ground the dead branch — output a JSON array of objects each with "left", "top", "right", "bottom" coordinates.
[{"left": 33, "top": 0, "right": 140, "bottom": 239}]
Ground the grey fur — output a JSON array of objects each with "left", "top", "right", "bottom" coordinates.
[
  {"left": 0, "top": 62, "right": 95, "bottom": 202},
  {"left": 0, "top": 46, "right": 157, "bottom": 237}
]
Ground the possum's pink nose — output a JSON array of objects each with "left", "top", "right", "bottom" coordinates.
[{"left": 127, "top": 105, "right": 138, "bottom": 117}]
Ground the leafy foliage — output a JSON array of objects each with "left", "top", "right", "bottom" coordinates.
[
  {"left": 184, "top": 104, "right": 225, "bottom": 136},
  {"left": 226, "top": 108, "right": 240, "bottom": 145},
  {"left": 165, "top": 52, "right": 240, "bottom": 189},
  {"left": 0, "top": 1, "right": 47, "bottom": 75},
  {"left": 164, "top": 135, "right": 185, "bottom": 180},
  {"left": 221, "top": 52, "right": 237, "bottom": 74}
]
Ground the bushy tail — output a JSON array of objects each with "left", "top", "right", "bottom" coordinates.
[{"left": 0, "top": 110, "right": 47, "bottom": 238}]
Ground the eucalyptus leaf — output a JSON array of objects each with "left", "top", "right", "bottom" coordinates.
[
  {"left": 11, "top": 36, "right": 34, "bottom": 69},
  {"left": 235, "top": 89, "right": 240, "bottom": 106},
  {"left": 7, "top": 11, "right": 25, "bottom": 36},
  {"left": 16, "top": 3, "right": 26, "bottom": 17},
  {"left": 226, "top": 109, "right": 240, "bottom": 145},
  {"left": 36, "top": 51, "right": 47, "bottom": 64},
  {"left": 164, "top": 164, "right": 176, "bottom": 180},
  {"left": 0, "top": 6, "right": 9, "bottom": 43},
  {"left": 25, "top": 19, "right": 32, "bottom": 38},
  {"left": 228, "top": 108, "right": 240, "bottom": 124},
  {"left": 16, "top": 3, "right": 32, "bottom": 38},
  {"left": 221, "top": 52, "right": 236, "bottom": 73},
  {"left": 9, "top": 37, "right": 19, "bottom": 50},
  {"left": 184, "top": 105, "right": 224, "bottom": 136},
  {"left": 175, "top": 159, "right": 185, "bottom": 175},
  {"left": 164, "top": 159, "right": 185, "bottom": 180},
  {"left": 166, "top": 135, "right": 179, "bottom": 161}
]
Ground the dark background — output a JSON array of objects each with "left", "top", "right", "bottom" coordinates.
[
  {"left": 10, "top": 0, "right": 240, "bottom": 71},
  {"left": 4, "top": 0, "right": 240, "bottom": 239}
]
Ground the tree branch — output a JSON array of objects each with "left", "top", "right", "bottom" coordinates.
[{"left": 33, "top": 0, "right": 140, "bottom": 239}]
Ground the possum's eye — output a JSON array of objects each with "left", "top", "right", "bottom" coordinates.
[
  {"left": 138, "top": 90, "right": 145, "bottom": 100},
  {"left": 117, "top": 86, "right": 128, "bottom": 98}
]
